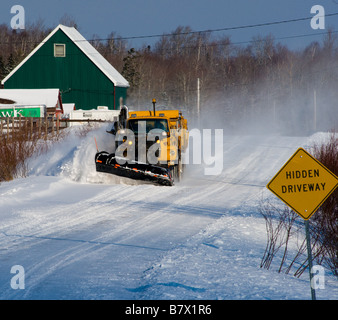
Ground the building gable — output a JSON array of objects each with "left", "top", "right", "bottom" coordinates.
[{"left": 1, "top": 25, "right": 129, "bottom": 110}]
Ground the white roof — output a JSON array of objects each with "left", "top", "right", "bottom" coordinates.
[
  {"left": 1, "top": 25, "right": 129, "bottom": 88},
  {"left": 0, "top": 89, "right": 60, "bottom": 108},
  {"left": 62, "top": 103, "right": 75, "bottom": 116}
]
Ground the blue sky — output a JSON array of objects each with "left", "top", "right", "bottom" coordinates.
[{"left": 1, "top": 0, "right": 338, "bottom": 49}]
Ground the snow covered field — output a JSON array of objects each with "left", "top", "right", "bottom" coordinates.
[{"left": 0, "top": 125, "right": 337, "bottom": 300}]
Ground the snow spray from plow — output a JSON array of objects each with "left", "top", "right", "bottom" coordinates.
[{"left": 94, "top": 128, "right": 224, "bottom": 186}]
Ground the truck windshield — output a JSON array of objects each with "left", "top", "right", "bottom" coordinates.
[{"left": 128, "top": 119, "right": 169, "bottom": 134}]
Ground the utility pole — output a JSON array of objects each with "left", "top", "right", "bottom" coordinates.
[
  {"left": 197, "top": 78, "right": 200, "bottom": 126},
  {"left": 313, "top": 90, "right": 317, "bottom": 132}
]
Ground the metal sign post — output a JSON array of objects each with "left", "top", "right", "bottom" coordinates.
[
  {"left": 267, "top": 147, "right": 338, "bottom": 300},
  {"left": 304, "top": 220, "right": 316, "bottom": 300}
]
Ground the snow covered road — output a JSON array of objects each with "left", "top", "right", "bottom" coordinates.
[{"left": 0, "top": 126, "right": 337, "bottom": 300}]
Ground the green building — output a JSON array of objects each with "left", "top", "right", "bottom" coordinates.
[{"left": 1, "top": 25, "right": 129, "bottom": 110}]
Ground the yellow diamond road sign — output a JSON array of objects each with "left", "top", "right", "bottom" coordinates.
[{"left": 267, "top": 148, "right": 338, "bottom": 220}]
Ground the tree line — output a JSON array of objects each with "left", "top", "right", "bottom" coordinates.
[{"left": 1, "top": 22, "right": 338, "bottom": 134}]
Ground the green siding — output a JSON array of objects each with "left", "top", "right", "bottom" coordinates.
[{"left": 4, "top": 29, "right": 127, "bottom": 110}]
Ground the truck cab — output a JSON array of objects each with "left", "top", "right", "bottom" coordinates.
[
  {"left": 96, "top": 102, "right": 189, "bottom": 185},
  {"left": 120, "top": 109, "right": 188, "bottom": 179}
]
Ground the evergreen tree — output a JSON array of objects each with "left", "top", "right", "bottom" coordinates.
[
  {"left": 5, "top": 53, "right": 16, "bottom": 76},
  {"left": 122, "top": 48, "right": 141, "bottom": 89},
  {"left": 0, "top": 56, "right": 5, "bottom": 81}
]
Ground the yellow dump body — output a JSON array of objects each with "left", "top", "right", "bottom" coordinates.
[{"left": 127, "top": 110, "right": 188, "bottom": 166}]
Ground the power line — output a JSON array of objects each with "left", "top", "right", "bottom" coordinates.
[
  {"left": 231, "top": 29, "right": 338, "bottom": 46},
  {"left": 1, "top": 11, "right": 338, "bottom": 46},
  {"left": 56, "top": 11, "right": 338, "bottom": 43},
  {"left": 106, "top": 12, "right": 338, "bottom": 42},
  {"left": 1, "top": 28, "right": 337, "bottom": 62}
]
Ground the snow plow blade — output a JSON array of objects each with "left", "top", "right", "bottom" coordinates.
[{"left": 95, "top": 151, "right": 173, "bottom": 186}]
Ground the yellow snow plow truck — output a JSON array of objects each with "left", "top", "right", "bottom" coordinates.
[{"left": 95, "top": 99, "right": 188, "bottom": 186}]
